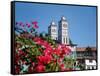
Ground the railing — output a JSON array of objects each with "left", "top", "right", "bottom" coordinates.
[{"left": 76, "top": 55, "right": 96, "bottom": 59}]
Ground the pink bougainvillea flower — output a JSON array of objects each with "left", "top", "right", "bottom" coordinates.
[
  {"left": 22, "top": 60, "right": 27, "bottom": 64},
  {"left": 57, "top": 45, "right": 61, "bottom": 50},
  {"left": 37, "top": 55, "right": 52, "bottom": 64},
  {"left": 17, "top": 50, "right": 27, "bottom": 57},
  {"left": 60, "top": 63, "right": 65, "bottom": 71},
  {"left": 32, "top": 21, "right": 39, "bottom": 28},
  {"left": 35, "top": 64, "right": 45, "bottom": 72},
  {"left": 33, "top": 37, "right": 42, "bottom": 45},
  {"left": 22, "top": 24, "right": 25, "bottom": 27},
  {"left": 62, "top": 47, "right": 71, "bottom": 55},
  {"left": 16, "top": 22, "right": 18, "bottom": 25},
  {"left": 17, "top": 50, "right": 24, "bottom": 55},
  {"left": 28, "top": 66, "right": 34, "bottom": 73},
  {"left": 19, "top": 22, "right": 23, "bottom": 26},
  {"left": 43, "top": 49, "right": 51, "bottom": 55},
  {"left": 15, "top": 32, "right": 73, "bottom": 73},
  {"left": 53, "top": 48, "right": 61, "bottom": 56},
  {"left": 15, "top": 53, "right": 20, "bottom": 65},
  {"left": 33, "top": 24, "right": 39, "bottom": 29},
  {"left": 45, "top": 54, "right": 52, "bottom": 64},
  {"left": 26, "top": 23, "right": 31, "bottom": 28},
  {"left": 15, "top": 66, "right": 20, "bottom": 74},
  {"left": 58, "top": 58, "right": 63, "bottom": 63},
  {"left": 32, "top": 21, "right": 38, "bottom": 25},
  {"left": 41, "top": 41, "right": 49, "bottom": 48},
  {"left": 32, "top": 62, "right": 35, "bottom": 66}
]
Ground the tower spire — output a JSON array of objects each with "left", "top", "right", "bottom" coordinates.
[
  {"left": 50, "top": 19, "right": 56, "bottom": 25},
  {"left": 61, "top": 16, "right": 66, "bottom": 21}
]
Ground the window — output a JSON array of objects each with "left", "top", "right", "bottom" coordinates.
[
  {"left": 52, "top": 29, "right": 56, "bottom": 32},
  {"left": 63, "top": 38, "right": 65, "bottom": 43},
  {"left": 92, "top": 66, "right": 94, "bottom": 69},
  {"left": 63, "top": 37, "right": 66, "bottom": 43},
  {"left": 66, "top": 38, "right": 67, "bottom": 43},
  {"left": 89, "top": 60, "right": 93, "bottom": 63},
  {"left": 87, "top": 66, "right": 90, "bottom": 69},
  {"left": 63, "top": 24, "right": 67, "bottom": 28},
  {"left": 56, "top": 37, "right": 57, "bottom": 40}
]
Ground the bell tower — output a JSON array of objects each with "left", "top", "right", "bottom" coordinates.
[
  {"left": 58, "top": 16, "right": 69, "bottom": 44},
  {"left": 48, "top": 21, "right": 57, "bottom": 40}
]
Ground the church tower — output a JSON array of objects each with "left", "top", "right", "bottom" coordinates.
[
  {"left": 58, "top": 16, "right": 69, "bottom": 44},
  {"left": 48, "top": 21, "right": 57, "bottom": 40}
]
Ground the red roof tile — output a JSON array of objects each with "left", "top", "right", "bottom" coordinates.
[{"left": 76, "top": 47, "right": 96, "bottom": 52}]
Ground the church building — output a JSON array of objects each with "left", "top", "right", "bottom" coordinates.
[{"left": 48, "top": 16, "right": 70, "bottom": 45}]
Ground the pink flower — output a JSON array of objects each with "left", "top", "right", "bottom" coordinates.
[
  {"left": 43, "top": 49, "right": 51, "bottom": 55},
  {"left": 16, "top": 22, "right": 18, "bottom": 25},
  {"left": 33, "top": 24, "right": 39, "bottom": 29},
  {"left": 60, "top": 64, "right": 65, "bottom": 71},
  {"left": 22, "top": 24, "right": 25, "bottom": 27},
  {"left": 35, "top": 64, "right": 45, "bottom": 72},
  {"left": 58, "top": 58, "right": 63, "bottom": 63},
  {"left": 32, "top": 21, "right": 38, "bottom": 25},
  {"left": 32, "top": 21, "right": 39, "bottom": 28},
  {"left": 37, "top": 55, "right": 52, "bottom": 64},
  {"left": 26, "top": 23, "right": 31, "bottom": 28},
  {"left": 19, "top": 22, "right": 23, "bottom": 26},
  {"left": 17, "top": 50, "right": 24, "bottom": 55},
  {"left": 22, "top": 60, "right": 27, "bottom": 64},
  {"left": 32, "top": 62, "right": 35, "bottom": 66},
  {"left": 53, "top": 48, "right": 61, "bottom": 56},
  {"left": 15, "top": 66, "right": 20, "bottom": 74}
]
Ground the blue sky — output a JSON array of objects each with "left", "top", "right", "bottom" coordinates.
[{"left": 15, "top": 2, "right": 97, "bottom": 47}]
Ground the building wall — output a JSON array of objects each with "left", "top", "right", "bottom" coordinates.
[
  {"left": 76, "top": 47, "right": 97, "bottom": 70},
  {"left": 85, "top": 59, "right": 97, "bottom": 70}
]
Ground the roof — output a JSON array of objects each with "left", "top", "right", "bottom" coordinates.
[
  {"left": 61, "top": 16, "right": 66, "bottom": 21},
  {"left": 76, "top": 47, "right": 97, "bottom": 52}
]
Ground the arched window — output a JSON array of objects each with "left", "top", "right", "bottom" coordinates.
[
  {"left": 66, "top": 38, "right": 67, "bottom": 43},
  {"left": 63, "top": 37, "right": 66, "bottom": 44},
  {"left": 52, "top": 29, "right": 56, "bottom": 32}
]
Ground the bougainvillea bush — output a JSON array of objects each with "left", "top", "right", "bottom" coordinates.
[{"left": 14, "top": 21, "right": 75, "bottom": 74}]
